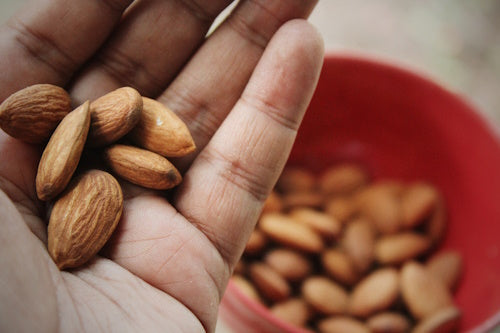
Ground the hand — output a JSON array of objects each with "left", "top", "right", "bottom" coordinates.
[{"left": 0, "top": 0, "right": 323, "bottom": 332}]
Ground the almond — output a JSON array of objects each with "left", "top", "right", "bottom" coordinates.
[
  {"left": 401, "top": 183, "right": 438, "bottom": 228},
  {"left": 324, "top": 196, "right": 358, "bottom": 223},
  {"left": 290, "top": 207, "right": 341, "bottom": 240},
  {"left": 412, "top": 306, "right": 461, "bottom": 333},
  {"left": 0, "top": 84, "right": 72, "bottom": 143},
  {"left": 48, "top": 170, "right": 123, "bottom": 269},
  {"left": 367, "top": 312, "right": 410, "bottom": 333},
  {"left": 129, "top": 97, "right": 195, "bottom": 157},
  {"left": 103, "top": 144, "right": 182, "bottom": 190},
  {"left": 270, "top": 298, "right": 311, "bottom": 328},
  {"left": 282, "top": 191, "right": 324, "bottom": 210},
  {"left": 259, "top": 213, "right": 324, "bottom": 253},
  {"left": 249, "top": 263, "right": 290, "bottom": 302},
  {"left": 425, "top": 196, "right": 447, "bottom": 244},
  {"left": 357, "top": 184, "right": 401, "bottom": 234},
  {"left": 319, "top": 164, "right": 369, "bottom": 195},
  {"left": 426, "top": 250, "right": 463, "bottom": 291},
  {"left": 375, "top": 232, "right": 431, "bottom": 265},
  {"left": 36, "top": 101, "right": 90, "bottom": 201},
  {"left": 231, "top": 275, "right": 261, "bottom": 302},
  {"left": 321, "top": 249, "right": 359, "bottom": 286},
  {"left": 301, "top": 276, "right": 348, "bottom": 315},
  {"left": 318, "top": 316, "right": 370, "bottom": 333},
  {"left": 348, "top": 268, "right": 400, "bottom": 318},
  {"left": 263, "top": 248, "right": 312, "bottom": 282},
  {"left": 342, "top": 218, "right": 376, "bottom": 273},
  {"left": 244, "top": 229, "right": 268, "bottom": 256},
  {"left": 87, "top": 87, "right": 142, "bottom": 146},
  {"left": 400, "top": 261, "right": 453, "bottom": 319},
  {"left": 277, "top": 167, "right": 316, "bottom": 193}
]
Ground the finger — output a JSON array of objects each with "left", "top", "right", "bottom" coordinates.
[
  {"left": 0, "top": 0, "right": 133, "bottom": 101},
  {"left": 176, "top": 20, "right": 324, "bottom": 268},
  {"left": 158, "top": 0, "right": 318, "bottom": 170},
  {"left": 102, "top": 20, "right": 323, "bottom": 332},
  {"left": 70, "top": 0, "right": 233, "bottom": 103}
]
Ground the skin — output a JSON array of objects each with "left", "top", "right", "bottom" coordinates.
[{"left": 0, "top": 0, "right": 324, "bottom": 332}]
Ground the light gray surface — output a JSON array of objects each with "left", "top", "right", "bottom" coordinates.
[{"left": 0, "top": 2, "right": 498, "bottom": 333}]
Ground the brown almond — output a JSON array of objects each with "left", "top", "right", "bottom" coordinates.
[
  {"left": 318, "top": 316, "right": 370, "bottom": 333},
  {"left": 277, "top": 167, "right": 316, "bottom": 193},
  {"left": 321, "top": 249, "right": 359, "bottom": 286},
  {"left": 270, "top": 298, "right": 311, "bottom": 328},
  {"left": 233, "top": 259, "right": 246, "bottom": 275},
  {"left": 88, "top": 87, "right": 142, "bottom": 146},
  {"left": 261, "top": 191, "right": 284, "bottom": 214},
  {"left": 324, "top": 196, "right": 358, "bottom": 223},
  {"left": 290, "top": 207, "right": 341, "bottom": 240},
  {"left": 401, "top": 183, "right": 438, "bottom": 228},
  {"left": 249, "top": 263, "right": 290, "bottom": 302},
  {"left": 129, "top": 97, "right": 195, "bottom": 157},
  {"left": 342, "top": 218, "right": 376, "bottom": 273},
  {"left": 282, "top": 191, "right": 324, "bottom": 210},
  {"left": 367, "top": 312, "right": 411, "bottom": 333},
  {"left": 48, "top": 170, "right": 123, "bottom": 269},
  {"left": 0, "top": 84, "right": 72, "bottom": 143},
  {"left": 357, "top": 184, "right": 401, "bottom": 234},
  {"left": 259, "top": 213, "right": 324, "bottom": 253},
  {"left": 244, "top": 229, "right": 268, "bottom": 256},
  {"left": 375, "top": 232, "right": 431, "bottom": 265},
  {"left": 400, "top": 261, "right": 453, "bottom": 319},
  {"left": 230, "top": 275, "right": 261, "bottom": 302},
  {"left": 263, "top": 248, "right": 312, "bottom": 282},
  {"left": 301, "top": 276, "right": 348, "bottom": 315},
  {"left": 412, "top": 306, "right": 461, "bottom": 333},
  {"left": 319, "top": 164, "right": 369, "bottom": 195},
  {"left": 426, "top": 250, "right": 463, "bottom": 291},
  {"left": 36, "top": 101, "right": 90, "bottom": 201},
  {"left": 348, "top": 268, "right": 400, "bottom": 318},
  {"left": 103, "top": 144, "right": 182, "bottom": 190}
]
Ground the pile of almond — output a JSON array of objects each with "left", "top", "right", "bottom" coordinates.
[
  {"left": 0, "top": 84, "right": 195, "bottom": 270},
  {"left": 232, "top": 164, "right": 463, "bottom": 333}
]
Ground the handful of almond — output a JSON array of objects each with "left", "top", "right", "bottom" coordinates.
[
  {"left": 0, "top": 84, "right": 195, "bottom": 270},
  {"left": 233, "top": 164, "right": 463, "bottom": 332}
]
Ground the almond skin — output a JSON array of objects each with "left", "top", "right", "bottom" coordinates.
[
  {"left": 342, "top": 218, "right": 376, "bottom": 273},
  {"left": 270, "top": 298, "right": 311, "bottom": 328},
  {"left": 0, "top": 84, "right": 72, "bottom": 143},
  {"left": 367, "top": 312, "right": 410, "bottom": 333},
  {"left": 412, "top": 306, "right": 461, "bottom": 333},
  {"left": 259, "top": 213, "right": 324, "bottom": 253},
  {"left": 88, "top": 87, "right": 142, "bottom": 146},
  {"left": 264, "top": 248, "right": 312, "bottom": 282},
  {"left": 249, "top": 263, "right": 290, "bottom": 302},
  {"left": 36, "top": 101, "right": 90, "bottom": 201},
  {"left": 318, "top": 316, "right": 370, "bottom": 333},
  {"left": 400, "top": 261, "right": 453, "bottom": 319},
  {"left": 230, "top": 275, "right": 261, "bottom": 302},
  {"left": 426, "top": 250, "right": 463, "bottom": 291},
  {"left": 357, "top": 184, "right": 401, "bottom": 234},
  {"left": 277, "top": 167, "right": 316, "bottom": 193},
  {"left": 244, "top": 229, "right": 268, "bottom": 256},
  {"left": 48, "top": 170, "right": 123, "bottom": 270},
  {"left": 301, "top": 276, "right": 349, "bottom": 315},
  {"left": 129, "top": 97, "right": 195, "bottom": 157},
  {"left": 401, "top": 183, "right": 438, "bottom": 228},
  {"left": 290, "top": 207, "right": 341, "bottom": 240},
  {"left": 375, "top": 232, "right": 431, "bottom": 265},
  {"left": 319, "top": 164, "right": 369, "bottom": 196},
  {"left": 103, "top": 144, "right": 182, "bottom": 190},
  {"left": 348, "top": 268, "right": 400, "bottom": 318},
  {"left": 322, "top": 249, "right": 359, "bottom": 286}
]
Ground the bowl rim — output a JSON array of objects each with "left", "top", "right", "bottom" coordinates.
[{"left": 223, "top": 53, "right": 500, "bottom": 333}]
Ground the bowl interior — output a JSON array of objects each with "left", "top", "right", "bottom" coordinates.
[
  {"left": 221, "top": 55, "right": 500, "bottom": 332},
  {"left": 288, "top": 55, "right": 500, "bottom": 331}
]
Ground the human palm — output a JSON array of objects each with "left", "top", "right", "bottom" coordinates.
[{"left": 0, "top": 0, "right": 323, "bottom": 332}]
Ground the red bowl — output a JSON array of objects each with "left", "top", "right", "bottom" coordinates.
[{"left": 220, "top": 54, "right": 500, "bottom": 332}]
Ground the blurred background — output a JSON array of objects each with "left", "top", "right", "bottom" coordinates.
[{"left": 0, "top": 1, "right": 498, "bottom": 332}]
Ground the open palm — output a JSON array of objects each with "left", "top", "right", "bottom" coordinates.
[{"left": 0, "top": 1, "right": 323, "bottom": 332}]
